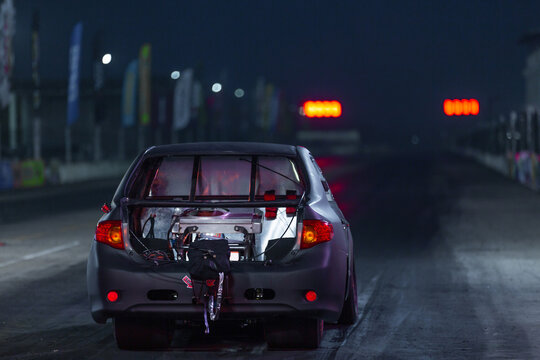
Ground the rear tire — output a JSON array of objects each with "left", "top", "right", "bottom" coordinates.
[
  {"left": 338, "top": 263, "right": 358, "bottom": 325},
  {"left": 265, "top": 317, "right": 323, "bottom": 349},
  {"left": 113, "top": 317, "right": 175, "bottom": 350}
]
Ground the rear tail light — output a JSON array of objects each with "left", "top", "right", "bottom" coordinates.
[
  {"left": 264, "top": 190, "right": 277, "bottom": 219},
  {"left": 95, "top": 220, "right": 124, "bottom": 249},
  {"left": 301, "top": 220, "right": 334, "bottom": 249},
  {"left": 286, "top": 190, "right": 297, "bottom": 215}
]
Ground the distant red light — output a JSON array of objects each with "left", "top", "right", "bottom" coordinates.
[
  {"left": 443, "top": 99, "right": 479, "bottom": 116},
  {"left": 303, "top": 101, "right": 342, "bottom": 118},
  {"left": 305, "top": 290, "right": 317, "bottom": 302},
  {"left": 107, "top": 291, "right": 119, "bottom": 302}
]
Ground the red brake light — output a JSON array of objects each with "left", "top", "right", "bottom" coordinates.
[
  {"left": 264, "top": 190, "right": 277, "bottom": 219},
  {"left": 301, "top": 220, "right": 334, "bottom": 249},
  {"left": 107, "top": 291, "right": 119, "bottom": 302},
  {"left": 95, "top": 220, "right": 124, "bottom": 249},
  {"left": 305, "top": 290, "right": 317, "bottom": 302}
]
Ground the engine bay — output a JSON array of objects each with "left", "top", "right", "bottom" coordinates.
[{"left": 128, "top": 206, "right": 299, "bottom": 263}]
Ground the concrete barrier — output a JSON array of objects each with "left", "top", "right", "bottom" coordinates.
[
  {"left": 0, "top": 160, "right": 131, "bottom": 192},
  {"left": 460, "top": 148, "right": 509, "bottom": 176},
  {"left": 57, "top": 161, "right": 131, "bottom": 184},
  {"left": 458, "top": 148, "right": 540, "bottom": 190}
]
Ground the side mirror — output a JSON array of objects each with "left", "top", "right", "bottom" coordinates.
[{"left": 101, "top": 203, "right": 111, "bottom": 214}]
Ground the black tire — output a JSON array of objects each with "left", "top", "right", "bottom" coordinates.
[
  {"left": 338, "top": 263, "right": 358, "bottom": 325},
  {"left": 113, "top": 317, "right": 175, "bottom": 350},
  {"left": 265, "top": 317, "right": 323, "bottom": 349}
]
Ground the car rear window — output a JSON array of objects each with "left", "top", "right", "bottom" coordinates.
[
  {"left": 148, "top": 157, "right": 193, "bottom": 198},
  {"left": 195, "top": 156, "right": 251, "bottom": 197},
  {"left": 255, "top": 156, "right": 303, "bottom": 196},
  {"left": 143, "top": 155, "right": 304, "bottom": 200}
]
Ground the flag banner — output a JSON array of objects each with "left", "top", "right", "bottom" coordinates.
[
  {"left": 173, "top": 68, "right": 193, "bottom": 130},
  {"left": 138, "top": 43, "right": 151, "bottom": 125},
  {"left": 122, "top": 59, "right": 138, "bottom": 127},
  {"left": 67, "top": 22, "right": 83, "bottom": 126},
  {"left": 0, "top": 0, "right": 15, "bottom": 108}
]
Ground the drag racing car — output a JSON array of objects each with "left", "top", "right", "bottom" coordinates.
[{"left": 87, "top": 142, "right": 357, "bottom": 349}]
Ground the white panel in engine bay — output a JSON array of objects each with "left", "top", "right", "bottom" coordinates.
[{"left": 177, "top": 208, "right": 263, "bottom": 234}]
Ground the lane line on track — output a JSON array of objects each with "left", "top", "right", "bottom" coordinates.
[
  {"left": 339, "top": 272, "right": 382, "bottom": 347},
  {"left": 318, "top": 271, "right": 383, "bottom": 360},
  {"left": 0, "top": 241, "right": 81, "bottom": 268}
]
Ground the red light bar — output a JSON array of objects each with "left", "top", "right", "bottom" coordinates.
[
  {"left": 443, "top": 99, "right": 479, "bottom": 116},
  {"left": 303, "top": 101, "right": 342, "bottom": 118}
]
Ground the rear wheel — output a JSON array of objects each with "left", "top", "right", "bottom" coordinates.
[
  {"left": 338, "top": 263, "right": 358, "bottom": 324},
  {"left": 265, "top": 317, "right": 323, "bottom": 349},
  {"left": 113, "top": 317, "right": 175, "bottom": 350}
]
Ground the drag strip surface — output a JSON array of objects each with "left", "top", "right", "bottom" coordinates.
[{"left": 2, "top": 153, "right": 540, "bottom": 358}]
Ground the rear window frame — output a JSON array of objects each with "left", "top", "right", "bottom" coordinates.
[{"left": 127, "top": 154, "right": 306, "bottom": 203}]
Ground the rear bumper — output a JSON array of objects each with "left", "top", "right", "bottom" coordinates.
[{"left": 87, "top": 242, "right": 347, "bottom": 324}]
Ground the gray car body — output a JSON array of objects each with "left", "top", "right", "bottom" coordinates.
[{"left": 87, "top": 142, "right": 354, "bottom": 324}]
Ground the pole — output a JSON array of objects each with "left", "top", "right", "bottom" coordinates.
[
  {"left": 118, "top": 126, "right": 125, "bottom": 160},
  {"left": 8, "top": 93, "right": 16, "bottom": 151},
  {"left": 138, "top": 125, "right": 144, "bottom": 152},
  {"left": 65, "top": 126, "right": 72, "bottom": 163},
  {"left": 94, "top": 123, "right": 102, "bottom": 161},
  {"left": 32, "top": 10, "right": 41, "bottom": 160},
  {"left": 33, "top": 116, "right": 41, "bottom": 159}
]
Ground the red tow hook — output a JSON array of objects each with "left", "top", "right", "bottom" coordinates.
[{"left": 101, "top": 203, "right": 111, "bottom": 214}]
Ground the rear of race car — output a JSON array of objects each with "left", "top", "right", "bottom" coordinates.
[{"left": 87, "top": 144, "right": 353, "bottom": 349}]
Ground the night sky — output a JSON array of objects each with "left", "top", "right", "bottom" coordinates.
[{"left": 11, "top": 1, "right": 540, "bottom": 145}]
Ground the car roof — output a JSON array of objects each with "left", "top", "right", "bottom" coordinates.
[{"left": 143, "top": 142, "right": 298, "bottom": 157}]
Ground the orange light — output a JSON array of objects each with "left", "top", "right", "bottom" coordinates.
[
  {"left": 305, "top": 290, "right": 317, "bottom": 302},
  {"left": 453, "top": 99, "right": 463, "bottom": 115},
  {"left": 303, "top": 100, "right": 342, "bottom": 118},
  {"left": 443, "top": 99, "right": 454, "bottom": 116},
  {"left": 107, "top": 291, "right": 119, "bottom": 302},
  {"left": 470, "top": 99, "right": 479, "bottom": 115},
  {"left": 443, "top": 99, "right": 479, "bottom": 116}
]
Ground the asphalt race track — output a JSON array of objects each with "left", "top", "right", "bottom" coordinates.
[{"left": 2, "top": 153, "right": 540, "bottom": 359}]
